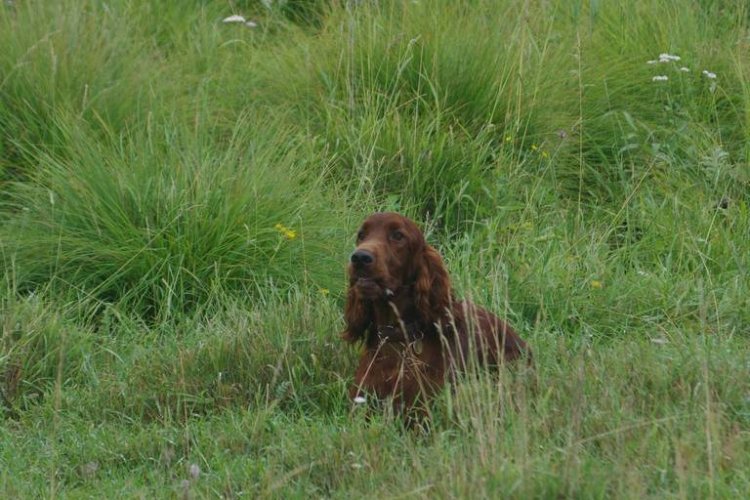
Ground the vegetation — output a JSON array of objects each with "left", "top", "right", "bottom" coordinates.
[{"left": 1, "top": 0, "right": 748, "bottom": 497}]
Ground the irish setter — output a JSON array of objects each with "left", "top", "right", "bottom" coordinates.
[{"left": 343, "top": 212, "right": 531, "bottom": 417}]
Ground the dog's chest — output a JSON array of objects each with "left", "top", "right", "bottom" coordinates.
[{"left": 355, "top": 339, "right": 446, "bottom": 403}]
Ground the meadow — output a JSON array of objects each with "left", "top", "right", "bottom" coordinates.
[{"left": 1, "top": 0, "right": 749, "bottom": 497}]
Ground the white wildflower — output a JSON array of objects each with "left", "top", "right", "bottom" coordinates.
[
  {"left": 353, "top": 396, "right": 367, "bottom": 404},
  {"left": 659, "top": 53, "right": 681, "bottom": 63},
  {"left": 702, "top": 70, "right": 717, "bottom": 79},
  {"left": 679, "top": 67, "right": 690, "bottom": 72},
  {"left": 222, "top": 15, "right": 246, "bottom": 24},
  {"left": 189, "top": 464, "right": 201, "bottom": 480},
  {"left": 245, "top": 20, "right": 258, "bottom": 28},
  {"left": 647, "top": 60, "right": 658, "bottom": 65},
  {"left": 652, "top": 75, "right": 669, "bottom": 82}
]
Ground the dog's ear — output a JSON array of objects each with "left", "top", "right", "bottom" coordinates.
[
  {"left": 342, "top": 281, "right": 372, "bottom": 343},
  {"left": 414, "top": 244, "right": 452, "bottom": 328}
]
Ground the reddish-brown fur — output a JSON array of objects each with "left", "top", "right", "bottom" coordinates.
[{"left": 343, "top": 212, "right": 531, "bottom": 417}]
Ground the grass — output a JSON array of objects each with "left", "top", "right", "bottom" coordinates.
[{"left": 1, "top": 0, "right": 749, "bottom": 497}]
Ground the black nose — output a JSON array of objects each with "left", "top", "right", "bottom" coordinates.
[{"left": 350, "top": 249, "right": 374, "bottom": 267}]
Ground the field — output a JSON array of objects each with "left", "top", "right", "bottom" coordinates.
[{"left": 1, "top": 0, "right": 749, "bottom": 497}]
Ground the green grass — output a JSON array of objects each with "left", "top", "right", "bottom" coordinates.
[{"left": 1, "top": 0, "right": 749, "bottom": 497}]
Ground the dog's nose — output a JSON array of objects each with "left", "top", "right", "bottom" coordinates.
[{"left": 350, "top": 249, "right": 374, "bottom": 267}]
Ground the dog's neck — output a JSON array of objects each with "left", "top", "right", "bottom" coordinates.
[
  {"left": 363, "top": 288, "right": 423, "bottom": 345},
  {"left": 370, "top": 293, "right": 415, "bottom": 327}
]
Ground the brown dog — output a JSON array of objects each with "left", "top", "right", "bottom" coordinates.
[{"left": 343, "top": 212, "right": 530, "bottom": 417}]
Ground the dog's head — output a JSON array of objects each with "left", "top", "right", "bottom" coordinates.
[{"left": 342, "top": 212, "right": 451, "bottom": 342}]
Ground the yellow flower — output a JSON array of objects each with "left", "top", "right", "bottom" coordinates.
[
  {"left": 541, "top": 151, "right": 549, "bottom": 159},
  {"left": 531, "top": 144, "right": 539, "bottom": 151},
  {"left": 319, "top": 288, "right": 330, "bottom": 296},
  {"left": 274, "top": 223, "right": 297, "bottom": 240},
  {"left": 591, "top": 280, "right": 603, "bottom": 289},
  {"left": 504, "top": 135, "right": 512, "bottom": 143}
]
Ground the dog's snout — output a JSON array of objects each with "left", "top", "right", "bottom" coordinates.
[{"left": 350, "top": 249, "right": 374, "bottom": 267}]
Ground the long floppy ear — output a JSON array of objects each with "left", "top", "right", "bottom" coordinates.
[
  {"left": 415, "top": 244, "right": 452, "bottom": 329},
  {"left": 342, "top": 284, "right": 372, "bottom": 343}
]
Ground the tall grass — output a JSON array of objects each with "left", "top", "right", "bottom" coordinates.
[
  {"left": 2, "top": 113, "right": 349, "bottom": 318},
  {"left": 0, "top": 0, "right": 168, "bottom": 177},
  {"left": 1, "top": 0, "right": 748, "bottom": 497}
]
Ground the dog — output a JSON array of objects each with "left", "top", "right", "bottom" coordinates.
[{"left": 342, "top": 212, "right": 531, "bottom": 418}]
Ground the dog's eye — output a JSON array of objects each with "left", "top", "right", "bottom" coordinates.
[
  {"left": 356, "top": 230, "right": 365, "bottom": 241},
  {"left": 390, "top": 230, "right": 404, "bottom": 242}
]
